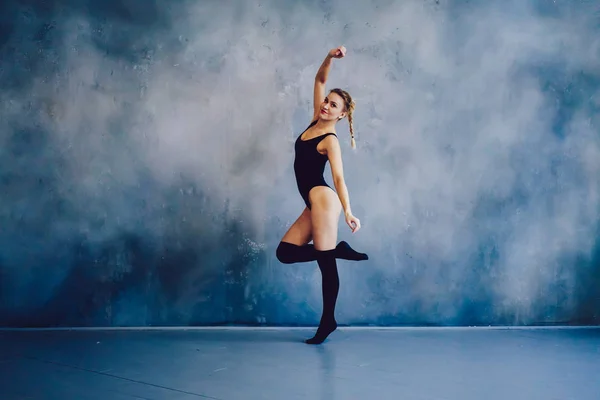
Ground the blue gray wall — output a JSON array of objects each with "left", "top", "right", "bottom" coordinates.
[{"left": 0, "top": 0, "right": 599, "bottom": 327}]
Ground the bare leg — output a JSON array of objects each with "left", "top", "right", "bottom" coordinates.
[
  {"left": 305, "top": 186, "right": 342, "bottom": 344},
  {"left": 310, "top": 187, "right": 342, "bottom": 251},
  {"left": 275, "top": 207, "right": 320, "bottom": 264},
  {"left": 280, "top": 207, "right": 313, "bottom": 246}
]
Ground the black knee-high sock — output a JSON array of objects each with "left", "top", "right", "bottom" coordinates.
[
  {"left": 306, "top": 249, "right": 339, "bottom": 345},
  {"left": 276, "top": 242, "right": 317, "bottom": 264},
  {"left": 276, "top": 241, "right": 368, "bottom": 264}
]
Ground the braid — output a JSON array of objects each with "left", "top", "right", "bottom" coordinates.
[
  {"left": 330, "top": 88, "right": 357, "bottom": 149},
  {"left": 348, "top": 101, "right": 356, "bottom": 149}
]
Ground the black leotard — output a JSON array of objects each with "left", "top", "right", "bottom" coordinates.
[{"left": 294, "top": 120, "right": 338, "bottom": 209}]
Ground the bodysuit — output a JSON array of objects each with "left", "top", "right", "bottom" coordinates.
[{"left": 293, "top": 120, "right": 338, "bottom": 209}]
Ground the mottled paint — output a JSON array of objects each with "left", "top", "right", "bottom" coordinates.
[{"left": 0, "top": 0, "right": 598, "bottom": 327}]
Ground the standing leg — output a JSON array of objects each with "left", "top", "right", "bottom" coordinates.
[{"left": 305, "top": 187, "right": 342, "bottom": 344}]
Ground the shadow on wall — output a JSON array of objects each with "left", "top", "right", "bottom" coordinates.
[
  {"left": 0, "top": 192, "right": 269, "bottom": 328},
  {"left": 0, "top": 0, "right": 178, "bottom": 87},
  {"left": 574, "top": 233, "right": 600, "bottom": 325}
]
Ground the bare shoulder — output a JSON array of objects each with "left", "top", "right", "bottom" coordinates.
[
  {"left": 318, "top": 133, "right": 341, "bottom": 155},
  {"left": 324, "top": 133, "right": 340, "bottom": 145}
]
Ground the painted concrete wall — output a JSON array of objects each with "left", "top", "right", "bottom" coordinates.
[{"left": 0, "top": 0, "right": 599, "bottom": 327}]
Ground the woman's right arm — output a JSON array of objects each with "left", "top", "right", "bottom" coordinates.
[
  {"left": 312, "top": 56, "right": 331, "bottom": 120},
  {"left": 312, "top": 46, "right": 346, "bottom": 120}
]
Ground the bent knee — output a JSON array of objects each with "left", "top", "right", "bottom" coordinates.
[{"left": 276, "top": 241, "right": 294, "bottom": 264}]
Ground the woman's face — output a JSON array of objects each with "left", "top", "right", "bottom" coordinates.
[{"left": 319, "top": 92, "right": 346, "bottom": 122}]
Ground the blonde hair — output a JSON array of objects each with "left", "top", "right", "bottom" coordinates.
[{"left": 330, "top": 88, "right": 356, "bottom": 149}]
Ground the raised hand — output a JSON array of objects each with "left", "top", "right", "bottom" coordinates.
[{"left": 328, "top": 45, "right": 346, "bottom": 59}]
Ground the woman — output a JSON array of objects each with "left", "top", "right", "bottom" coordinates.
[{"left": 276, "top": 46, "right": 369, "bottom": 345}]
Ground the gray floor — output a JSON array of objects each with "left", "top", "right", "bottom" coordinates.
[{"left": 0, "top": 327, "right": 599, "bottom": 400}]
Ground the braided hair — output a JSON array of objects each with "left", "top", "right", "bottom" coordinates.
[{"left": 329, "top": 88, "right": 356, "bottom": 149}]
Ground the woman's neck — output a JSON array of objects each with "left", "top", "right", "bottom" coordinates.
[{"left": 314, "top": 118, "right": 337, "bottom": 132}]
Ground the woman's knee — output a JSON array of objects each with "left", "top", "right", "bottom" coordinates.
[
  {"left": 275, "top": 241, "right": 302, "bottom": 264},
  {"left": 276, "top": 241, "right": 295, "bottom": 264},
  {"left": 276, "top": 241, "right": 317, "bottom": 264}
]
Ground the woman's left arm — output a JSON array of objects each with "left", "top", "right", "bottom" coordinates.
[
  {"left": 325, "top": 136, "right": 351, "bottom": 213},
  {"left": 324, "top": 136, "right": 361, "bottom": 233}
]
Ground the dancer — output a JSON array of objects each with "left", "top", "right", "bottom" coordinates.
[{"left": 276, "top": 45, "right": 368, "bottom": 344}]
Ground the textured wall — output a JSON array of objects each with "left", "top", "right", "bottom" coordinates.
[{"left": 0, "top": 0, "right": 599, "bottom": 328}]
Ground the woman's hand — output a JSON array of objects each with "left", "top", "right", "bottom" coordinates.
[
  {"left": 345, "top": 211, "right": 361, "bottom": 233},
  {"left": 328, "top": 45, "right": 346, "bottom": 59}
]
